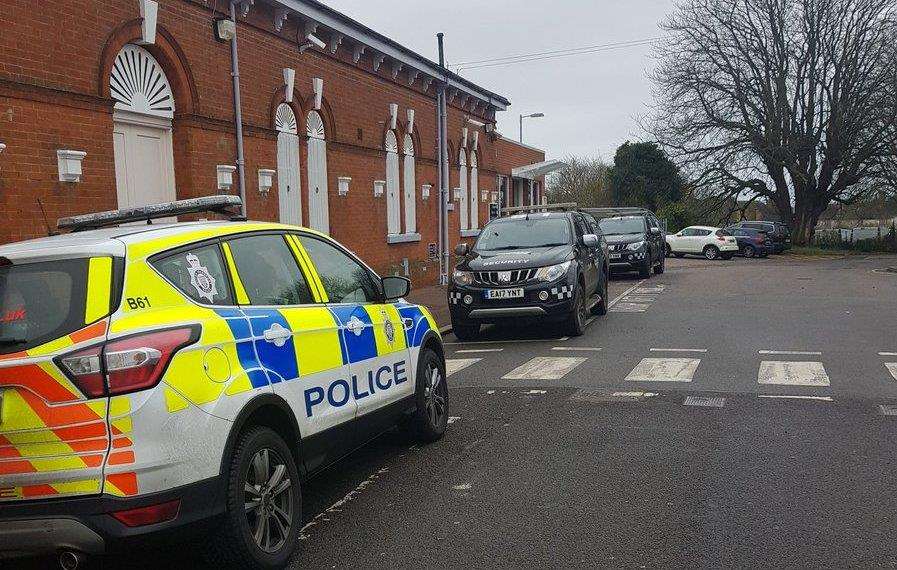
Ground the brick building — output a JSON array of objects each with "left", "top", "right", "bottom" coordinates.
[{"left": 0, "top": 0, "right": 551, "bottom": 284}]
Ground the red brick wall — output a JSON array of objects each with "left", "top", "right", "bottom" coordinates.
[{"left": 0, "top": 0, "right": 545, "bottom": 285}]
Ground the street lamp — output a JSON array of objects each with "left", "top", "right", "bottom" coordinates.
[{"left": 519, "top": 112, "right": 544, "bottom": 143}]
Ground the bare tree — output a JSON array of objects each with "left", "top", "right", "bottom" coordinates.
[
  {"left": 546, "top": 156, "right": 612, "bottom": 207},
  {"left": 650, "top": 0, "right": 897, "bottom": 244}
]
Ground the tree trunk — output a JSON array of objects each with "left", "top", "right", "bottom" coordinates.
[{"left": 792, "top": 204, "right": 824, "bottom": 246}]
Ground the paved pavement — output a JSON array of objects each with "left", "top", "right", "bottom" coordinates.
[{"left": 30, "top": 253, "right": 897, "bottom": 569}]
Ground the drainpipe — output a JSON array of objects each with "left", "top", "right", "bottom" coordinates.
[
  {"left": 437, "top": 33, "right": 450, "bottom": 286},
  {"left": 229, "top": 1, "right": 247, "bottom": 216}
]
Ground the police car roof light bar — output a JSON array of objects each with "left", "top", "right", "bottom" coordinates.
[
  {"left": 58, "top": 196, "right": 244, "bottom": 232},
  {"left": 501, "top": 202, "right": 577, "bottom": 216}
]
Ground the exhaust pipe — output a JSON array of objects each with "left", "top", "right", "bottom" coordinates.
[{"left": 58, "top": 550, "right": 86, "bottom": 570}]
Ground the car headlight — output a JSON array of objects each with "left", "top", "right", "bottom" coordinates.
[
  {"left": 452, "top": 270, "right": 473, "bottom": 286},
  {"left": 535, "top": 261, "right": 572, "bottom": 282},
  {"left": 627, "top": 241, "right": 646, "bottom": 251}
]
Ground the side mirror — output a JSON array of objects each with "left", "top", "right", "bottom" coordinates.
[
  {"left": 650, "top": 227, "right": 661, "bottom": 235},
  {"left": 455, "top": 243, "right": 470, "bottom": 256},
  {"left": 582, "top": 234, "right": 600, "bottom": 248},
  {"left": 382, "top": 276, "right": 411, "bottom": 301}
]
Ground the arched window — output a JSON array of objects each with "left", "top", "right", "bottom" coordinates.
[
  {"left": 458, "top": 148, "right": 468, "bottom": 231},
  {"left": 275, "top": 104, "right": 302, "bottom": 225},
  {"left": 469, "top": 150, "right": 479, "bottom": 230},
  {"left": 402, "top": 134, "right": 416, "bottom": 234},
  {"left": 385, "top": 131, "right": 401, "bottom": 236},
  {"left": 110, "top": 44, "right": 176, "bottom": 210},
  {"left": 306, "top": 111, "right": 329, "bottom": 233}
]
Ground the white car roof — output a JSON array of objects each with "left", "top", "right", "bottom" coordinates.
[{"left": 688, "top": 226, "right": 720, "bottom": 231}]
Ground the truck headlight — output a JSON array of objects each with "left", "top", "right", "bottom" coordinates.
[
  {"left": 627, "top": 241, "right": 646, "bottom": 251},
  {"left": 452, "top": 270, "right": 473, "bottom": 286},
  {"left": 535, "top": 261, "right": 572, "bottom": 282}
]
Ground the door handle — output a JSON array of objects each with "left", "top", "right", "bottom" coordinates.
[{"left": 263, "top": 323, "right": 292, "bottom": 347}]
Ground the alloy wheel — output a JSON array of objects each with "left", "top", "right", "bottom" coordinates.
[
  {"left": 424, "top": 363, "right": 447, "bottom": 428},
  {"left": 243, "top": 448, "right": 293, "bottom": 554}
]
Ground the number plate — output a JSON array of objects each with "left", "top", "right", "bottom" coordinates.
[
  {"left": 610, "top": 253, "right": 622, "bottom": 260},
  {"left": 485, "top": 288, "right": 524, "bottom": 300}
]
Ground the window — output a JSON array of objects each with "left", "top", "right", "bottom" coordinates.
[
  {"left": 572, "top": 214, "right": 588, "bottom": 240},
  {"left": 458, "top": 149, "right": 468, "bottom": 231},
  {"left": 679, "top": 228, "right": 696, "bottom": 237},
  {"left": 154, "top": 244, "right": 233, "bottom": 306},
  {"left": 694, "top": 229, "right": 712, "bottom": 237},
  {"left": 227, "top": 235, "right": 312, "bottom": 306},
  {"left": 403, "top": 134, "right": 416, "bottom": 234},
  {"left": 298, "top": 236, "right": 380, "bottom": 304},
  {"left": 598, "top": 216, "right": 646, "bottom": 235},
  {"left": 475, "top": 217, "right": 572, "bottom": 251},
  {"left": 469, "top": 150, "right": 479, "bottom": 230},
  {"left": 385, "top": 130, "right": 401, "bottom": 235}
]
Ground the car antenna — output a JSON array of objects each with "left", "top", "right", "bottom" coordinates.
[{"left": 36, "top": 198, "right": 58, "bottom": 236}]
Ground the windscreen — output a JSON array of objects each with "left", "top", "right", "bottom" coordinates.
[
  {"left": 0, "top": 259, "right": 94, "bottom": 354},
  {"left": 598, "top": 216, "right": 646, "bottom": 235},
  {"left": 475, "top": 217, "right": 571, "bottom": 251}
]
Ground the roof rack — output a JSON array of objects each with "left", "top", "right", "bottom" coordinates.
[
  {"left": 501, "top": 202, "right": 577, "bottom": 216},
  {"left": 58, "top": 196, "right": 244, "bottom": 232},
  {"left": 581, "top": 207, "right": 654, "bottom": 219}
]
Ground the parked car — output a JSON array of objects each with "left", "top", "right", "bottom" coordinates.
[
  {"left": 666, "top": 226, "right": 739, "bottom": 260},
  {"left": 583, "top": 207, "right": 666, "bottom": 278},
  {"left": 449, "top": 209, "right": 610, "bottom": 340},
  {"left": 728, "top": 227, "right": 772, "bottom": 258},
  {"left": 0, "top": 196, "right": 447, "bottom": 569},
  {"left": 726, "top": 221, "right": 791, "bottom": 253}
]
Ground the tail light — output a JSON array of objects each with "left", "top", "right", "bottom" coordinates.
[
  {"left": 111, "top": 499, "right": 181, "bottom": 527},
  {"left": 56, "top": 326, "right": 199, "bottom": 398}
]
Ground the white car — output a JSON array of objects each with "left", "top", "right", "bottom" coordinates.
[{"left": 666, "top": 226, "right": 739, "bottom": 260}]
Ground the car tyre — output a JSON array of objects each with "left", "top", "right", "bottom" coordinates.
[
  {"left": 205, "top": 426, "right": 301, "bottom": 570},
  {"left": 721, "top": 252, "right": 734, "bottom": 260},
  {"left": 654, "top": 254, "right": 665, "bottom": 274},
  {"left": 673, "top": 252, "right": 685, "bottom": 258},
  {"left": 743, "top": 245, "right": 756, "bottom": 258},
  {"left": 566, "top": 284, "right": 587, "bottom": 336},
  {"left": 637, "top": 260, "right": 651, "bottom": 279},
  {"left": 591, "top": 268, "right": 608, "bottom": 316},
  {"left": 451, "top": 321, "right": 480, "bottom": 342},
  {"left": 703, "top": 245, "right": 720, "bottom": 260},
  {"left": 403, "top": 347, "right": 449, "bottom": 443},
  {"left": 665, "top": 244, "right": 672, "bottom": 257}
]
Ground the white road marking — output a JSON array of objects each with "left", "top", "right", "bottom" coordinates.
[
  {"left": 625, "top": 358, "right": 701, "bottom": 382},
  {"left": 526, "top": 389, "right": 548, "bottom": 394},
  {"left": 502, "top": 356, "right": 587, "bottom": 380},
  {"left": 447, "top": 416, "right": 461, "bottom": 424},
  {"left": 650, "top": 348, "right": 708, "bottom": 353},
  {"left": 299, "top": 466, "right": 389, "bottom": 539},
  {"left": 610, "top": 303, "right": 649, "bottom": 312},
  {"left": 622, "top": 296, "right": 656, "bottom": 303},
  {"left": 880, "top": 352, "right": 897, "bottom": 357},
  {"left": 455, "top": 348, "right": 503, "bottom": 354},
  {"left": 886, "top": 363, "right": 897, "bottom": 381},
  {"left": 486, "top": 390, "right": 495, "bottom": 395},
  {"left": 452, "top": 483, "right": 471, "bottom": 490},
  {"left": 551, "top": 346, "right": 602, "bottom": 352},
  {"left": 758, "top": 350, "right": 823, "bottom": 356},
  {"left": 445, "top": 338, "right": 563, "bottom": 346},
  {"left": 445, "top": 358, "right": 481, "bottom": 377},
  {"left": 608, "top": 279, "right": 648, "bottom": 309},
  {"left": 759, "top": 394, "right": 833, "bottom": 401},
  {"left": 612, "top": 391, "right": 658, "bottom": 397},
  {"left": 758, "top": 361, "right": 830, "bottom": 386}
]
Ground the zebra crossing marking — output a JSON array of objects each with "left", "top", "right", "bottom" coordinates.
[
  {"left": 625, "top": 358, "right": 701, "bottom": 383},
  {"left": 455, "top": 348, "right": 503, "bottom": 354},
  {"left": 886, "top": 363, "right": 897, "bottom": 382},
  {"left": 759, "top": 350, "right": 823, "bottom": 356},
  {"left": 501, "top": 356, "right": 587, "bottom": 380},
  {"left": 759, "top": 394, "right": 833, "bottom": 402},
  {"left": 446, "top": 358, "right": 481, "bottom": 377},
  {"left": 757, "top": 361, "right": 830, "bottom": 386},
  {"left": 610, "top": 302, "right": 650, "bottom": 313},
  {"left": 551, "top": 346, "right": 602, "bottom": 352}
]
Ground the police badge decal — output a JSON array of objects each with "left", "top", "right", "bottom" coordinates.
[
  {"left": 382, "top": 310, "right": 396, "bottom": 344},
  {"left": 185, "top": 253, "right": 218, "bottom": 302}
]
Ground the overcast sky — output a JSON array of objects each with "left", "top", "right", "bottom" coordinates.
[{"left": 325, "top": 0, "right": 676, "bottom": 162}]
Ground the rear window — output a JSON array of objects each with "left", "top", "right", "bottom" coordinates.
[{"left": 0, "top": 258, "right": 114, "bottom": 354}]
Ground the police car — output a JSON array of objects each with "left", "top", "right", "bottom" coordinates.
[{"left": 0, "top": 197, "right": 447, "bottom": 569}]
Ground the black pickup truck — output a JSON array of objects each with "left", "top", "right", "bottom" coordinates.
[{"left": 448, "top": 210, "right": 610, "bottom": 340}]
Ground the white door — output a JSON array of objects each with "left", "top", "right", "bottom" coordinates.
[
  {"left": 458, "top": 149, "right": 468, "bottom": 231},
  {"left": 469, "top": 151, "right": 479, "bottom": 230},
  {"left": 403, "top": 134, "right": 416, "bottom": 234},
  {"left": 385, "top": 131, "right": 401, "bottom": 235},
  {"left": 306, "top": 111, "right": 329, "bottom": 233},
  {"left": 112, "top": 121, "right": 176, "bottom": 210}
]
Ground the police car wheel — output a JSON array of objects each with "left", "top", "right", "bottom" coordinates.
[
  {"left": 208, "top": 426, "right": 301, "bottom": 569},
  {"left": 591, "top": 270, "right": 608, "bottom": 316},
  {"left": 405, "top": 348, "right": 449, "bottom": 442}
]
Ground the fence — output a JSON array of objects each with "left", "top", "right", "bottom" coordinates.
[{"left": 814, "top": 224, "right": 897, "bottom": 252}]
